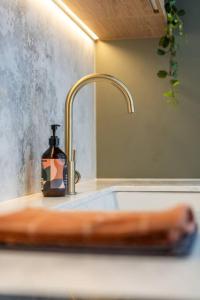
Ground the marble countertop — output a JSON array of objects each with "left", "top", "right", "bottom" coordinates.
[
  {"left": 0, "top": 179, "right": 200, "bottom": 299},
  {"left": 1, "top": 178, "right": 200, "bottom": 213}
]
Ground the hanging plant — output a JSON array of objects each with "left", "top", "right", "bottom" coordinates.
[{"left": 157, "top": 0, "right": 185, "bottom": 104}]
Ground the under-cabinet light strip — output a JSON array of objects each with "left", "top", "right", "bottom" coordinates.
[
  {"left": 52, "top": 0, "right": 99, "bottom": 40},
  {"left": 149, "top": 0, "right": 159, "bottom": 13}
]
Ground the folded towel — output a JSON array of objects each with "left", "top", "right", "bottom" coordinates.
[{"left": 0, "top": 205, "right": 197, "bottom": 252}]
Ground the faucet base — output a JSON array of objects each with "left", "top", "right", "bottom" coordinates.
[
  {"left": 66, "top": 192, "right": 77, "bottom": 196},
  {"left": 67, "top": 160, "right": 76, "bottom": 195}
]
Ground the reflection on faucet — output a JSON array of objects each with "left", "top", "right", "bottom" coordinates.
[{"left": 65, "top": 73, "right": 135, "bottom": 195}]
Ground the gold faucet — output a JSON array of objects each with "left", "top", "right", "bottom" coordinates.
[{"left": 65, "top": 73, "right": 134, "bottom": 195}]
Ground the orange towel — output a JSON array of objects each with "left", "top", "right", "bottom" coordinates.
[{"left": 0, "top": 205, "right": 197, "bottom": 248}]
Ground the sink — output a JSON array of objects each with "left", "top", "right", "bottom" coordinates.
[
  {"left": 115, "top": 191, "right": 200, "bottom": 212},
  {"left": 54, "top": 189, "right": 200, "bottom": 217}
]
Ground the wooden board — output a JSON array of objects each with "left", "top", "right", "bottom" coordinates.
[{"left": 62, "top": 0, "right": 166, "bottom": 40}]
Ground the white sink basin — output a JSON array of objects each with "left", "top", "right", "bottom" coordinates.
[{"left": 55, "top": 188, "right": 200, "bottom": 218}]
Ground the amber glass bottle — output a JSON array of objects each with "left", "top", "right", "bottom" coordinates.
[{"left": 41, "top": 124, "right": 67, "bottom": 197}]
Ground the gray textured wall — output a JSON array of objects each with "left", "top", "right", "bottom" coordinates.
[
  {"left": 96, "top": 0, "right": 200, "bottom": 178},
  {"left": 0, "top": 0, "right": 95, "bottom": 201}
]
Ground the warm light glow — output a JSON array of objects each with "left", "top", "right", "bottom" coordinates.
[
  {"left": 38, "top": 0, "right": 93, "bottom": 43},
  {"left": 52, "top": 0, "right": 99, "bottom": 41}
]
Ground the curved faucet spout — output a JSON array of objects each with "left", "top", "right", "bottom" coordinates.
[{"left": 65, "top": 73, "right": 135, "bottom": 195}]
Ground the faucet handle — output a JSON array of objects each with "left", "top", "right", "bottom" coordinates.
[
  {"left": 72, "top": 149, "right": 81, "bottom": 184},
  {"left": 73, "top": 149, "right": 76, "bottom": 161},
  {"left": 75, "top": 170, "right": 81, "bottom": 184}
]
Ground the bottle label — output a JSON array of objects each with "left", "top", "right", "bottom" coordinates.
[{"left": 41, "top": 159, "right": 67, "bottom": 190}]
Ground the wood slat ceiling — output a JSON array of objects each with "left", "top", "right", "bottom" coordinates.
[{"left": 62, "top": 0, "right": 166, "bottom": 40}]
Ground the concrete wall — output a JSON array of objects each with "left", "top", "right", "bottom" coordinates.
[
  {"left": 0, "top": 0, "right": 95, "bottom": 201},
  {"left": 96, "top": 0, "right": 200, "bottom": 178}
]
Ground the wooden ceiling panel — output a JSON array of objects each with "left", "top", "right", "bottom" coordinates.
[{"left": 62, "top": 0, "right": 166, "bottom": 40}]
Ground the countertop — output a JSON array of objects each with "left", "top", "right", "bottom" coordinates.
[
  {"left": 0, "top": 179, "right": 200, "bottom": 300},
  {"left": 1, "top": 178, "right": 200, "bottom": 213}
]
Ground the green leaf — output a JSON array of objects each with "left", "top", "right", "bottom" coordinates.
[
  {"left": 167, "top": 13, "right": 174, "bottom": 22},
  {"left": 170, "top": 79, "right": 180, "bottom": 87},
  {"left": 165, "top": 1, "right": 176, "bottom": 13},
  {"left": 165, "top": 3, "right": 171, "bottom": 13},
  {"left": 172, "top": 5, "right": 177, "bottom": 13},
  {"left": 157, "top": 70, "right": 168, "bottom": 78},
  {"left": 172, "top": 18, "right": 178, "bottom": 26},
  {"left": 159, "top": 36, "right": 170, "bottom": 48},
  {"left": 171, "top": 61, "right": 178, "bottom": 69},
  {"left": 163, "top": 90, "right": 174, "bottom": 98},
  {"left": 178, "top": 9, "right": 186, "bottom": 16},
  {"left": 157, "top": 49, "right": 166, "bottom": 55},
  {"left": 169, "top": 0, "right": 176, "bottom": 5}
]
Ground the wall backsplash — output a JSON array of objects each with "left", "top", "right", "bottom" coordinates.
[{"left": 0, "top": 0, "right": 95, "bottom": 201}]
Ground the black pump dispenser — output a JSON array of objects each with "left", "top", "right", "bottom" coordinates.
[
  {"left": 49, "top": 124, "right": 60, "bottom": 147},
  {"left": 41, "top": 124, "right": 67, "bottom": 197}
]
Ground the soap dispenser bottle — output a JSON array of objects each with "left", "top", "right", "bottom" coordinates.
[{"left": 41, "top": 124, "right": 67, "bottom": 197}]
